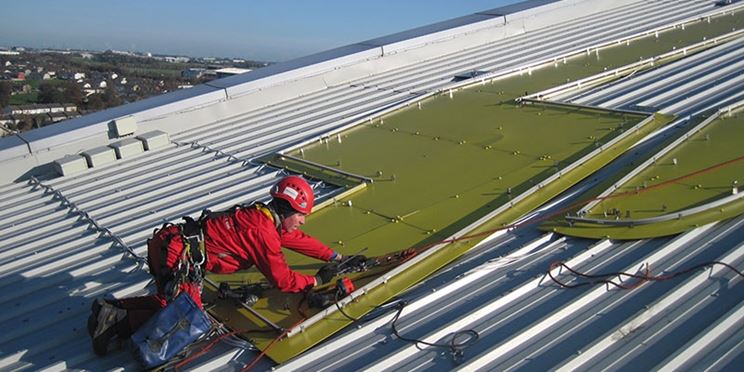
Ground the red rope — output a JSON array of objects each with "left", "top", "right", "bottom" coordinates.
[
  {"left": 410, "top": 154, "right": 744, "bottom": 254},
  {"left": 242, "top": 319, "right": 305, "bottom": 371},
  {"left": 173, "top": 328, "right": 275, "bottom": 371}
]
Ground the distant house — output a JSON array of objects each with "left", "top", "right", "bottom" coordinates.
[
  {"left": 111, "top": 73, "right": 118, "bottom": 80},
  {"left": 10, "top": 84, "right": 32, "bottom": 95},
  {"left": 74, "top": 72, "right": 86, "bottom": 80},
  {"left": 0, "top": 114, "right": 16, "bottom": 133},
  {"left": 164, "top": 56, "right": 190, "bottom": 63},
  {"left": 46, "top": 110, "right": 80, "bottom": 123},
  {"left": 181, "top": 68, "right": 206, "bottom": 79},
  {"left": 80, "top": 52, "right": 94, "bottom": 59},
  {"left": 98, "top": 81, "right": 107, "bottom": 89},
  {"left": 3, "top": 103, "right": 78, "bottom": 116},
  {"left": 120, "top": 77, "right": 127, "bottom": 85},
  {"left": 15, "top": 72, "right": 25, "bottom": 81},
  {"left": 215, "top": 67, "right": 252, "bottom": 79}
]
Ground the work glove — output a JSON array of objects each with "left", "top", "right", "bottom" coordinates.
[
  {"left": 307, "top": 292, "right": 332, "bottom": 308},
  {"left": 343, "top": 255, "right": 368, "bottom": 267},
  {"left": 337, "top": 254, "right": 370, "bottom": 273},
  {"left": 315, "top": 262, "right": 340, "bottom": 285}
]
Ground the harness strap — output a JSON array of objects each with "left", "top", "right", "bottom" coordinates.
[
  {"left": 154, "top": 219, "right": 208, "bottom": 302},
  {"left": 255, "top": 202, "right": 282, "bottom": 232}
]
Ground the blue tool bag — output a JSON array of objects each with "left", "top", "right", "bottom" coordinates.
[{"left": 131, "top": 293, "right": 212, "bottom": 368}]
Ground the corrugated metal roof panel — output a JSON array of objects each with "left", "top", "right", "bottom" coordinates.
[
  {"left": 282, "top": 217, "right": 744, "bottom": 371},
  {"left": 1, "top": 1, "right": 743, "bottom": 371},
  {"left": 562, "top": 35, "right": 744, "bottom": 116}
]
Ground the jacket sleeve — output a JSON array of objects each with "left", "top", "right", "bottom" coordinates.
[
  {"left": 249, "top": 228, "right": 316, "bottom": 293},
  {"left": 281, "top": 229, "right": 335, "bottom": 261}
]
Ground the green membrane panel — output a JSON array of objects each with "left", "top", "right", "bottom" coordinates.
[
  {"left": 296, "top": 96, "right": 646, "bottom": 253},
  {"left": 203, "top": 12, "right": 743, "bottom": 363},
  {"left": 544, "top": 112, "right": 744, "bottom": 239}
]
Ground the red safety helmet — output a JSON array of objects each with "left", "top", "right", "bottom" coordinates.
[{"left": 270, "top": 175, "right": 315, "bottom": 215}]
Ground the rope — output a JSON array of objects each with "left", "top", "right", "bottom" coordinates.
[
  {"left": 172, "top": 324, "right": 275, "bottom": 371},
  {"left": 407, "top": 154, "right": 744, "bottom": 257},
  {"left": 548, "top": 260, "right": 744, "bottom": 290},
  {"left": 241, "top": 319, "right": 305, "bottom": 372}
]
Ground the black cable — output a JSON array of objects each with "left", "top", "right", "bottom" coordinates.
[
  {"left": 334, "top": 290, "right": 360, "bottom": 321},
  {"left": 549, "top": 260, "right": 744, "bottom": 289},
  {"left": 390, "top": 301, "right": 479, "bottom": 360}
]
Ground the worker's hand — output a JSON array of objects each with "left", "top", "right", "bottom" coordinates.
[
  {"left": 307, "top": 292, "right": 331, "bottom": 308},
  {"left": 344, "top": 255, "right": 368, "bottom": 267},
  {"left": 315, "top": 263, "right": 340, "bottom": 285}
]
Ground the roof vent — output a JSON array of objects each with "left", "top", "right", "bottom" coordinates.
[
  {"left": 136, "top": 130, "right": 170, "bottom": 150},
  {"left": 53, "top": 155, "right": 88, "bottom": 176},
  {"left": 112, "top": 116, "right": 137, "bottom": 137},
  {"left": 82, "top": 146, "right": 117, "bottom": 168},
  {"left": 110, "top": 137, "right": 145, "bottom": 159}
]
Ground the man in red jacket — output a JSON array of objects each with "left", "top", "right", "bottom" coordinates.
[{"left": 88, "top": 175, "right": 346, "bottom": 355}]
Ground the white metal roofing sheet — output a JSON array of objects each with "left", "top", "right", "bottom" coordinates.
[{"left": 1, "top": 1, "right": 742, "bottom": 371}]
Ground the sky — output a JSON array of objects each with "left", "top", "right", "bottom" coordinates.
[{"left": 0, "top": 0, "right": 524, "bottom": 62}]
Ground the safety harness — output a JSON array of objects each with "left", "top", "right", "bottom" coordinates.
[
  {"left": 151, "top": 202, "right": 281, "bottom": 302},
  {"left": 151, "top": 216, "right": 208, "bottom": 302}
]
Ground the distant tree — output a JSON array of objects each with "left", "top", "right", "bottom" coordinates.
[
  {"left": 16, "top": 115, "right": 34, "bottom": 132},
  {"left": 34, "top": 114, "right": 49, "bottom": 128},
  {"left": 102, "top": 85, "right": 121, "bottom": 107},
  {"left": 84, "top": 94, "right": 104, "bottom": 110},
  {"left": 0, "top": 82, "right": 11, "bottom": 108},
  {"left": 63, "top": 81, "right": 83, "bottom": 105},
  {"left": 38, "top": 82, "right": 64, "bottom": 103}
]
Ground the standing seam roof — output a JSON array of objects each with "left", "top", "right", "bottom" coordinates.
[{"left": 1, "top": 1, "right": 743, "bottom": 370}]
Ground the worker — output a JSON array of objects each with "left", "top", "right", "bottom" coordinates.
[{"left": 87, "top": 175, "right": 353, "bottom": 355}]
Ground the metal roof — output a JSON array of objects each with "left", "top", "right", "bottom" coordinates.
[
  {"left": 281, "top": 218, "right": 744, "bottom": 371},
  {"left": 556, "top": 35, "right": 744, "bottom": 116},
  {"left": 1, "top": 0, "right": 743, "bottom": 370}
]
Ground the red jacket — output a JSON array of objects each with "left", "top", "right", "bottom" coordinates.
[{"left": 202, "top": 204, "right": 334, "bottom": 293}]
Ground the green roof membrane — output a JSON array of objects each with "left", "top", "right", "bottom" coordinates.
[
  {"left": 204, "top": 13, "right": 742, "bottom": 363},
  {"left": 296, "top": 96, "right": 647, "bottom": 253},
  {"left": 543, "top": 112, "right": 744, "bottom": 239}
]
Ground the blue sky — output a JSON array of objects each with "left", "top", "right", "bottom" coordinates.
[{"left": 0, "top": 0, "right": 523, "bottom": 62}]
